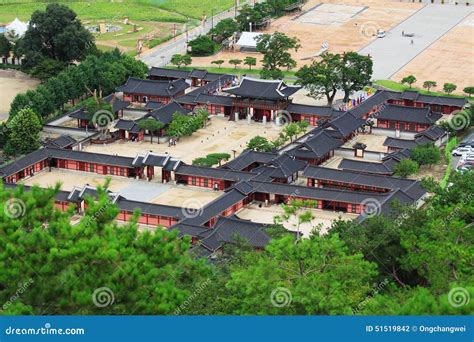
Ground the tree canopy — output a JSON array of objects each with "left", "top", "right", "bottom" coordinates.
[
  {"left": 256, "top": 32, "right": 300, "bottom": 79},
  {"left": 5, "top": 107, "right": 42, "bottom": 156},
  {"left": 18, "top": 4, "right": 95, "bottom": 70}
]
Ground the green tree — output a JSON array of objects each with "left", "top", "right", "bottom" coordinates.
[
  {"left": 393, "top": 159, "right": 419, "bottom": 177},
  {"left": 209, "top": 18, "right": 239, "bottom": 42},
  {"left": 138, "top": 119, "right": 164, "bottom": 144},
  {"left": 256, "top": 32, "right": 300, "bottom": 80},
  {"left": 30, "top": 58, "right": 65, "bottom": 81},
  {"left": 0, "top": 34, "right": 12, "bottom": 60},
  {"left": 246, "top": 136, "right": 274, "bottom": 152},
  {"left": 410, "top": 143, "right": 440, "bottom": 168},
  {"left": 171, "top": 54, "right": 184, "bottom": 68},
  {"left": 422, "top": 80, "right": 437, "bottom": 92},
  {"left": 229, "top": 59, "right": 242, "bottom": 69},
  {"left": 211, "top": 60, "right": 225, "bottom": 68},
  {"left": 5, "top": 108, "right": 42, "bottom": 156},
  {"left": 443, "top": 83, "right": 457, "bottom": 94},
  {"left": 243, "top": 56, "right": 257, "bottom": 70},
  {"left": 275, "top": 198, "right": 317, "bottom": 240},
  {"left": 282, "top": 122, "right": 299, "bottom": 142},
  {"left": 295, "top": 120, "right": 309, "bottom": 136},
  {"left": 206, "top": 153, "right": 231, "bottom": 166},
  {"left": 188, "top": 35, "right": 218, "bottom": 56},
  {"left": 340, "top": 52, "right": 373, "bottom": 102},
  {"left": 192, "top": 157, "right": 218, "bottom": 167},
  {"left": 0, "top": 182, "right": 210, "bottom": 315},
  {"left": 401, "top": 75, "right": 417, "bottom": 88},
  {"left": 18, "top": 4, "right": 94, "bottom": 70},
  {"left": 296, "top": 53, "right": 341, "bottom": 106},
  {"left": 463, "top": 86, "right": 474, "bottom": 97}
]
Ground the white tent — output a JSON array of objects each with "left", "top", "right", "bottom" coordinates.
[
  {"left": 235, "top": 32, "right": 263, "bottom": 51},
  {"left": 5, "top": 18, "right": 28, "bottom": 40}
]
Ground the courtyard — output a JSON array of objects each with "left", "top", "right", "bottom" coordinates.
[
  {"left": 84, "top": 116, "right": 284, "bottom": 164},
  {"left": 236, "top": 203, "right": 358, "bottom": 237}
]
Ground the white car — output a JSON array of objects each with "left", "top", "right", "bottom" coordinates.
[
  {"left": 377, "top": 30, "right": 386, "bottom": 38},
  {"left": 452, "top": 147, "right": 472, "bottom": 157}
]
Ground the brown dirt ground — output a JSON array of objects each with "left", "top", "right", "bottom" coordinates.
[
  {"left": 392, "top": 13, "right": 474, "bottom": 94},
  {"left": 0, "top": 69, "right": 40, "bottom": 122},
  {"left": 190, "top": 0, "right": 422, "bottom": 69}
]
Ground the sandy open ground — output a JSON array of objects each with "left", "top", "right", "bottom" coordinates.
[
  {"left": 343, "top": 133, "right": 388, "bottom": 153},
  {"left": 151, "top": 186, "right": 222, "bottom": 208},
  {"left": 21, "top": 168, "right": 224, "bottom": 207},
  {"left": 85, "top": 116, "right": 283, "bottom": 164},
  {"left": 0, "top": 69, "right": 40, "bottom": 121},
  {"left": 190, "top": 0, "right": 421, "bottom": 69},
  {"left": 237, "top": 203, "right": 358, "bottom": 237},
  {"left": 392, "top": 13, "right": 474, "bottom": 93}
]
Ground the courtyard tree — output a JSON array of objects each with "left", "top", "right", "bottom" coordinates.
[
  {"left": 401, "top": 75, "right": 417, "bottom": 88},
  {"left": 243, "top": 56, "right": 257, "bottom": 70},
  {"left": 211, "top": 60, "right": 225, "bottom": 69},
  {"left": 209, "top": 18, "right": 239, "bottom": 42},
  {"left": 206, "top": 153, "right": 231, "bottom": 166},
  {"left": 256, "top": 32, "right": 300, "bottom": 79},
  {"left": 5, "top": 107, "right": 42, "bottom": 156},
  {"left": 18, "top": 4, "right": 94, "bottom": 70},
  {"left": 188, "top": 35, "right": 218, "bottom": 56},
  {"left": 463, "top": 86, "right": 474, "bottom": 97},
  {"left": 443, "top": 83, "right": 457, "bottom": 94},
  {"left": 296, "top": 120, "right": 309, "bottom": 136},
  {"left": 275, "top": 198, "right": 317, "bottom": 240},
  {"left": 0, "top": 35, "right": 12, "bottom": 61},
  {"left": 229, "top": 59, "right": 242, "bottom": 69},
  {"left": 422, "top": 80, "right": 437, "bottom": 93},
  {"left": 340, "top": 52, "right": 373, "bottom": 102},
  {"left": 296, "top": 53, "right": 341, "bottom": 106},
  {"left": 138, "top": 119, "right": 164, "bottom": 144},
  {"left": 410, "top": 143, "right": 440, "bottom": 168},
  {"left": 192, "top": 157, "right": 218, "bottom": 167},
  {"left": 0, "top": 182, "right": 211, "bottom": 315},
  {"left": 246, "top": 136, "right": 274, "bottom": 152},
  {"left": 282, "top": 122, "right": 299, "bottom": 142},
  {"left": 393, "top": 159, "right": 420, "bottom": 178}
]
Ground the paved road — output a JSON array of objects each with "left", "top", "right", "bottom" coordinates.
[
  {"left": 359, "top": 4, "right": 473, "bottom": 80},
  {"left": 140, "top": 1, "right": 264, "bottom": 67}
]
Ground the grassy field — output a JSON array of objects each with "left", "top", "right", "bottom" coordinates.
[
  {"left": 0, "top": 0, "right": 239, "bottom": 23},
  {"left": 374, "top": 80, "right": 468, "bottom": 99}
]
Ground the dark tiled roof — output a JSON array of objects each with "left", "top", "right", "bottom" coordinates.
[
  {"left": 303, "top": 166, "right": 424, "bottom": 194},
  {"left": 223, "top": 150, "right": 277, "bottom": 171},
  {"left": 286, "top": 103, "right": 342, "bottom": 117},
  {"left": 68, "top": 108, "right": 89, "bottom": 120},
  {"left": 116, "top": 198, "right": 184, "bottom": 219},
  {"left": 144, "top": 101, "right": 164, "bottom": 110},
  {"left": 144, "top": 101, "right": 191, "bottom": 125},
  {"left": 415, "top": 126, "right": 447, "bottom": 141},
  {"left": 375, "top": 104, "right": 442, "bottom": 124},
  {"left": 231, "top": 180, "right": 255, "bottom": 195},
  {"left": 181, "top": 189, "right": 247, "bottom": 226},
  {"left": 383, "top": 137, "right": 418, "bottom": 150},
  {"left": 348, "top": 90, "right": 400, "bottom": 118},
  {"left": 149, "top": 67, "right": 190, "bottom": 79},
  {"left": 267, "top": 153, "right": 307, "bottom": 178},
  {"left": 200, "top": 216, "right": 270, "bottom": 251},
  {"left": 325, "top": 112, "right": 366, "bottom": 137},
  {"left": 0, "top": 148, "right": 49, "bottom": 178},
  {"left": 117, "top": 77, "right": 189, "bottom": 97},
  {"left": 400, "top": 90, "right": 467, "bottom": 107},
  {"left": 48, "top": 147, "right": 135, "bottom": 168},
  {"left": 189, "top": 69, "right": 208, "bottom": 79},
  {"left": 175, "top": 94, "right": 198, "bottom": 105},
  {"left": 175, "top": 164, "right": 255, "bottom": 182},
  {"left": 46, "top": 135, "right": 76, "bottom": 149},
  {"left": 223, "top": 77, "right": 300, "bottom": 100},
  {"left": 103, "top": 93, "right": 130, "bottom": 113},
  {"left": 338, "top": 159, "right": 393, "bottom": 175},
  {"left": 114, "top": 119, "right": 142, "bottom": 134},
  {"left": 288, "top": 129, "right": 342, "bottom": 159},
  {"left": 170, "top": 222, "right": 212, "bottom": 238},
  {"left": 195, "top": 93, "right": 233, "bottom": 106}
]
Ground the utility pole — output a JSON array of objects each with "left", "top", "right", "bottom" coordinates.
[{"left": 185, "top": 16, "right": 189, "bottom": 42}]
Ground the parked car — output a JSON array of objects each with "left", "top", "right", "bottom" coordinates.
[
  {"left": 377, "top": 30, "right": 386, "bottom": 38},
  {"left": 452, "top": 146, "right": 472, "bottom": 156}
]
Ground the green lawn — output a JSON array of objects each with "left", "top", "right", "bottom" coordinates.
[
  {"left": 0, "top": 0, "right": 241, "bottom": 23},
  {"left": 374, "top": 80, "right": 467, "bottom": 99}
]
